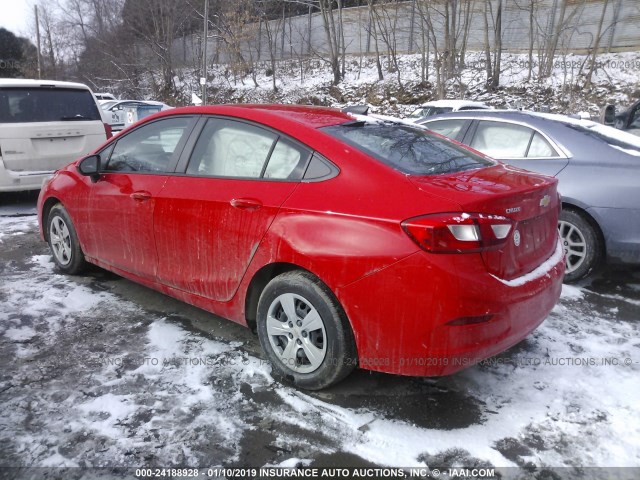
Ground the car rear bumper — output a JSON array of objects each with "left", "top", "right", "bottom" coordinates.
[
  {"left": 0, "top": 159, "right": 54, "bottom": 192},
  {"left": 336, "top": 239, "right": 565, "bottom": 377}
]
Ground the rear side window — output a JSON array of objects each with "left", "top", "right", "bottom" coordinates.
[
  {"left": 0, "top": 87, "right": 101, "bottom": 123},
  {"left": 322, "top": 123, "right": 494, "bottom": 175}
]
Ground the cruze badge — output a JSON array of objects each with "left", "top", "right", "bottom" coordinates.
[
  {"left": 513, "top": 230, "right": 521, "bottom": 247},
  {"left": 506, "top": 207, "right": 521, "bottom": 214},
  {"left": 540, "top": 195, "right": 551, "bottom": 207}
]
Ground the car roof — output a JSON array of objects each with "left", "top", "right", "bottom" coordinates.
[
  {"left": 419, "top": 109, "right": 566, "bottom": 125},
  {"left": 157, "top": 104, "right": 354, "bottom": 129},
  {"left": 0, "top": 78, "right": 93, "bottom": 91},
  {"left": 419, "top": 99, "right": 489, "bottom": 109}
]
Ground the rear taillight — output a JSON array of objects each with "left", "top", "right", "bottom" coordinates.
[
  {"left": 402, "top": 213, "right": 514, "bottom": 253},
  {"left": 103, "top": 122, "right": 113, "bottom": 139}
]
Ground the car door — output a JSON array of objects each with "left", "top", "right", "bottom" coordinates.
[
  {"left": 465, "top": 120, "right": 569, "bottom": 176},
  {"left": 87, "top": 116, "right": 196, "bottom": 280},
  {"left": 154, "top": 117, "right": 311, "bottom": 302}
]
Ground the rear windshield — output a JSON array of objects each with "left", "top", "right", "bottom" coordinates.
[
  {"left": 0, "top": 87, "right": 101, "bottom": 123},
  {"left": 322, "top": 122, "right": 495, "bottom": 175},
  {"left": 565, "top": 123, "right": 640, "bottom": 156}
]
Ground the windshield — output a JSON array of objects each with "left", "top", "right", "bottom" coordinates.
[
  {"left": 322, "top": 122, "right": 495, "bottom": 175},
  {"left": 100, "top": 100, "right": 118, "bottom": 110},
  {"left": 408, "top": 106, "right": 453, "bottom": 119},
  {"left": 0, "top": 87, "right": 102, "bottom": 123}
]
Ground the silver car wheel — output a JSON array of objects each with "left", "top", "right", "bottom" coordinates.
[
  {"left": 49, "top": 215, "right": 73, "bottom": 266},
  {"left": 558, "top": 220, "right": 586, "bottom": 274},
  {"left": 266, "top": 293, "right": 327, "bottom": 374}
]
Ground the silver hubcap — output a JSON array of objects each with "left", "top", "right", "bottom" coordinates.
[
  {"left": 49, "top": 215, "right": 73, "bottom": 266},
  {"left": 558, "top": 220, "right": 586, "bottom": 274},
  {"left": 266, "top": 293, "right": 327, "bottom": 374}
]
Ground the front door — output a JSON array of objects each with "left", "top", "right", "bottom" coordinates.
[{"left": 88, "top": 116, "right": 195, "bottom": 280}]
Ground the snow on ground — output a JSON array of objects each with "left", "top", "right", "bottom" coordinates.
[{"left": 1, "top": 210, "right": 640, "bottom": 476}]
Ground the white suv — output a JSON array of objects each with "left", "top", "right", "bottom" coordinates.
[{"left": 0, "top": 79, "right": 110, "bottom": 191}]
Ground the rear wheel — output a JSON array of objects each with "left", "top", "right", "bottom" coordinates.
[
  {"left": 256, "top": 271, "right": 356, "bottom": 390},
  {"left": 47, "top": 204, "right": 87, "bottom": 274},
  {"left": 558, "top": 209, "right": 602, "bottom": 283}
]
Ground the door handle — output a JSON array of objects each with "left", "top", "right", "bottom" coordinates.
[
  {"left": 130, "top": 191, "right": 152, "bottom": 201},
  {"left": 230, "top": 198, "right": 262, "bottom": 210}
]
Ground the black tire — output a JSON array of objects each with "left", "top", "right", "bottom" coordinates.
[
  {"left": 46, "top": 203, "right": 87, "bottom": 275},
  {"left": 256, "top": 271, "right": 357, "bottom": 390},
  {"left": 558, "top": 209, "right": 602, "bottom": 283}
]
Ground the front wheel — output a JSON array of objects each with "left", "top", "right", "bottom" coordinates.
[
  {"left": 558, "top": 209, "right": 602, "bottom": 283},
  {"left": 256, "top": 271, "right": 356, "bottom": 390},
  {"left": 47, "top": 204, "right": 87, "bottom": 274}
]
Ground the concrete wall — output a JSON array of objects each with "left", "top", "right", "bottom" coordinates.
[{"left": 171, "top": 0, "right": 640, "bottom": 68}]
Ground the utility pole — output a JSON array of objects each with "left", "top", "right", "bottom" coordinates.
[
  {"left": 201, "top": 0, "right": 209, "bottom": 105},
  {"left": 35, "top": 5, "right": 42, "bottom": 79}
]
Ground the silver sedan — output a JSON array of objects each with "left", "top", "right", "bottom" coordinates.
[{"left": 419, "top": 110, "right": 640, "bottom": 282}]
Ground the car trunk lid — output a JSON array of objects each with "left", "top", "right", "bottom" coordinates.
[
  {"left": 410, "top": 164, "right": 560, "bottom": 281},
  {"left": 0, "top": 122, "right": 105, "bottom": 172}
]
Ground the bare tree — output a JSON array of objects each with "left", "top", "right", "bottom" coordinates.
[
  {"left": 122, "top": 0, "right": 195, "bottom": 101},
  {"left": 318, "top": 0, "right": 342, "bottom": 85},
  {"left": 371, "top": 0, "right": 404, "bottom": 89},
  {"left": 480, "top": 0, "right": 504, "bottom": 89},
  {"left": 584, "top": 0, "right": 610, "bottom": 89}
]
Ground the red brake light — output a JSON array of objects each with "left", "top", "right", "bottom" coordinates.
[
  {"left": 103, "top": 122, "right": 113, "bottom": 139},
  {"left": 402, "top": 213, "right": 514, "bottom": 253}
]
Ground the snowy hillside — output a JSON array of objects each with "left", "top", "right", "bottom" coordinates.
[{"left": 172, "top": 51, "right": 640, "bottom": 118}]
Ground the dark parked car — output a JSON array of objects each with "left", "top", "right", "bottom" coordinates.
[
  {"left": 419, "top": 110, "right": 640, "bottom": 281},
  {"left": 38, "top": 105, "right": 564, "bottom": 389},
  {"left": 614, "top": 99, "right": 640, "bottom": 137}
]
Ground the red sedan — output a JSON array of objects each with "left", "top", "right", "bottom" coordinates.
[{"left": 37, "top": 105, "right": 564, "bottom": 389}]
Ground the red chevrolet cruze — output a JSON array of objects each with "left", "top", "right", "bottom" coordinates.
[{"left": 37, "top": 105, "right": 564, "bottom": 389}]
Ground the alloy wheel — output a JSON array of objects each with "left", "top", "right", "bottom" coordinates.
[
  {"left": 558, "top": 220, "right": 587, "bottom": 275},
  {"left": 49, "top": 215, "right": 73, "bottom": 266}
]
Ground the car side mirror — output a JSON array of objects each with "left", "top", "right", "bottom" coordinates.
[{"left": 78, "top": 154, "right": 101, "bottom": 183}]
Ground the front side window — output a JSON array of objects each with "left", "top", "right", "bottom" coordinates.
[
  {"left": 0, "top": 87, "right": 101, "bottom": 123},
  {"left": 322, "top": 122, "right": 494, "bottom": 175},
  {"left": 186, "top": 118, "right": 311, "bottom": 180},
  {"left": 104, "top": 117, "right": 192, "bottom": 173}
]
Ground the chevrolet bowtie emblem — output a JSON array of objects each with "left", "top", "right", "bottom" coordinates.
[{"left": 540, "top": 195, "right": 551, "bottom": 207}]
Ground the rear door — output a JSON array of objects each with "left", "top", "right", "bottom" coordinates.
[
  {"left": 0, "top": 86, "right": 106, "bottom": 173},
  {"left": 87, "top": 116, "right": 196, "bottom": 280},
  {"left": 464, "top": 120, "right": 569, "bottom": 176},
  {"left": 154, "top": 117, "right": 310, "bottom": 301}
]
